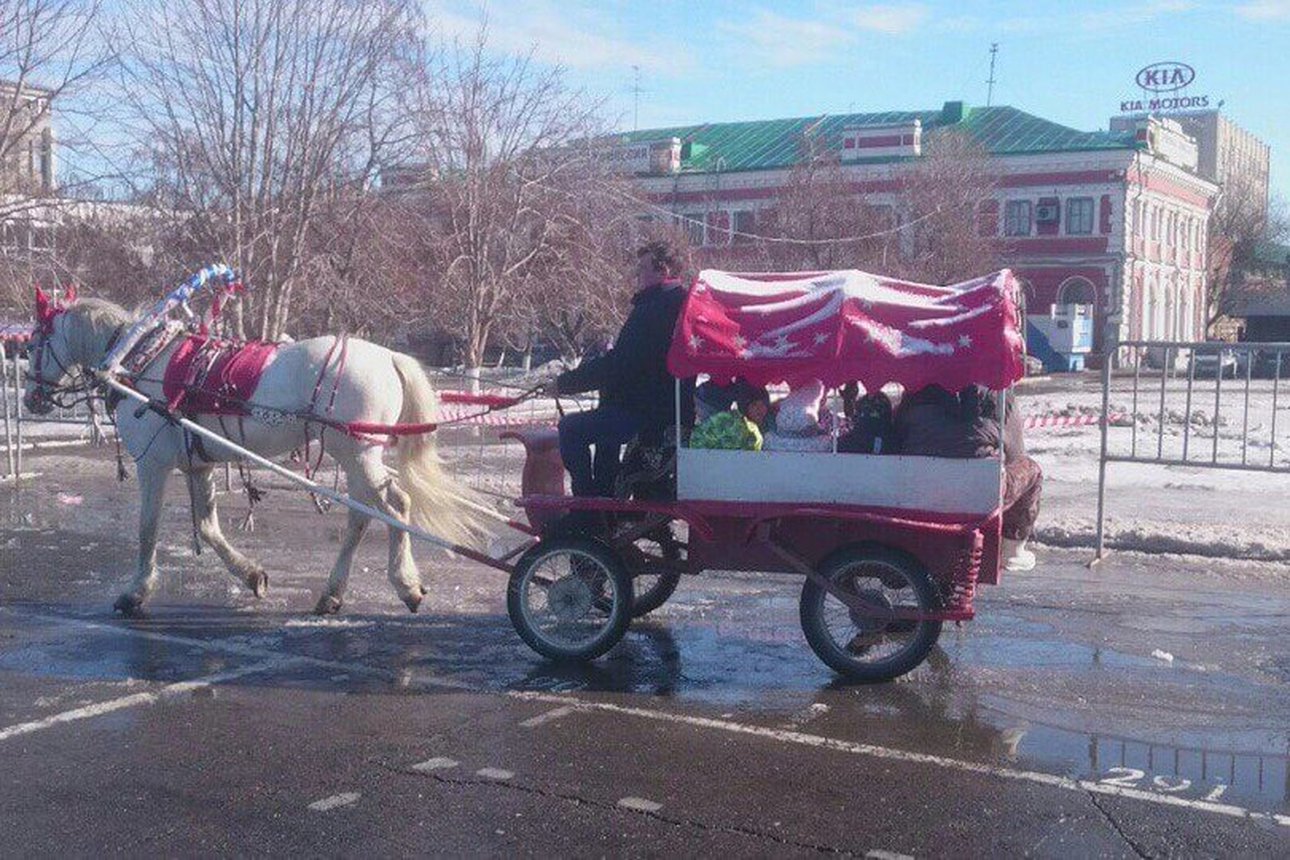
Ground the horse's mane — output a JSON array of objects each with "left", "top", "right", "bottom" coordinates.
[{"left": 67, "top": 297, "right": 135, "bottom": 335}]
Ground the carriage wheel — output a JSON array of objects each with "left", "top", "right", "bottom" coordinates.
[
  {"left": 508, "top": 537, "right": 633, "bottom": 662},
  {"left": 620, "top": 525, "right": 684, "bottom": 618},
  {"left": 799, "top": 545, "right": 942, "bottom": 683}
]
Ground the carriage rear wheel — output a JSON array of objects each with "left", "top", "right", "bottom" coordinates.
[
  {"left": 799, "top": 545, "right": 942, "bottom": 683},
  {"left": 508, "top": 537, "right": 633, "bottom": 662},
  {"left": 621, "top": 525, "right": 684, "bottom": 618}
]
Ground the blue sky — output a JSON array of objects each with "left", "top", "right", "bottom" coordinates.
[{"left": 436, "top": 0, "right": 1290, "bottom": 202}]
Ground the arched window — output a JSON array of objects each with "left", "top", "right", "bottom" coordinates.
[{"left": 1057, "top": 276, "right": 1096, "bottom": 306}]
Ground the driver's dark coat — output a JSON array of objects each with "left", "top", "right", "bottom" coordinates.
[{"left": 555, "top": 280, "right": 695, "bottom": 431}]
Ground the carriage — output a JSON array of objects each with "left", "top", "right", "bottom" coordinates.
[
  {"left": 23, "top": 265, "right": 1024, "bottom": 683},
  {"left": 498, "top": 268, "right": 1025, "bottom": 682}
]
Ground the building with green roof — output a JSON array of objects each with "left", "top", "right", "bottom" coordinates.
[{"left": 617, "top": 101, "right": 1219, "bottom": 364}]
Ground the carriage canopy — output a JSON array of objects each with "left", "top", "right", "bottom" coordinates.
[{"left": 666, "top": 268, "right": 1026, "bottom": 392}]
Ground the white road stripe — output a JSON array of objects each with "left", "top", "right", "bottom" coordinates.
[
  {"left": 865, "top": 851, "right": 913, "bottom": 860},
  {"left": 308, "top": 792, "right": 360, "bottom": 811},
  {"left": 509, "top": 692, "right": 1290, "bottom": 830},
  {"left": 519, "top": 705, "right": 574, "bottom": 728},
  {"left": 476, "top": 767, "right": 514, "bottom": 780},
  {"left": 0, "top": 658, "right": 291, "bottom": 743},
  {"left": 617, "top": 797, "right": 663, "bottom": 813},
  {"left": 412, "top": 756, "right": 459, "bottom": 772}
]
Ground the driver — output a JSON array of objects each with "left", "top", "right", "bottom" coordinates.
[{"left": 546, "top": 239, "right": 694, "bottom": 497}]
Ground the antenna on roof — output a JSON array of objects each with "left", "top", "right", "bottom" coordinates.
[
  {"left": 986, "top": 43, "right": 999, "bottom": 107},
  {"left": 631, "top": 65, "right": 643, "bottom": 131}
]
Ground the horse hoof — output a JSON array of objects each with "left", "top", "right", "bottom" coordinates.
[
  {"left": 246, "top": 568, "right": 269, "bottom": 599},
  {"left": 403, "top": 591, "right": 423, "bottom": 614},
  {"left": 113, "top": 594, "right": 145, "bottom": 618},
  {"left": 314, "top": 594, "right": 343, "bottom": 616},
  {"left": 420, "top": 585, "right": 429, "bottom": 596}
]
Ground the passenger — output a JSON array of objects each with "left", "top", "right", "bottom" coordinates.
[
  {"left": 695, "top": 377, "right": 762, "bottom": 424},
  {"left": 838, "top": 390, "right": 896, "bottom": 454},
  {"left": 547, "top": 239, "right": 695, "bottom": 497},
  {"left": 762, "top": 378, "right": 835, "bottom": 452},
  {"left": 895, "top": 384, "right": 1042, "bottom": 571},
  {"left": 690, "top": 385, "right": 770, "bottom": 451}
]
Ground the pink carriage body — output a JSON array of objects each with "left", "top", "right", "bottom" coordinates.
[{"left": 507, "top": 268, "right": 1026, "bottom": 619}]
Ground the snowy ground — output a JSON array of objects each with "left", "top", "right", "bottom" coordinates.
[
  {"left": 6, "top": 367, "right": 1289, "bottom": 563},
  {"left": 1022, "top": 371, "right": 1290, "bottom": 562}
]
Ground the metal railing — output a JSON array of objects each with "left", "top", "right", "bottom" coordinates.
[
  {"left": 1094, "top": 340, "right": 1289, "bottom": 560},
  {"left": 0, "top": 350, "right": 106, "bottom": 480}
]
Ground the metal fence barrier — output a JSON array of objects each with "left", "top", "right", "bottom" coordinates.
[
  {"left": 1, "top": 349, "right": 106, "bottom": 480},
  {"left": 1094, "top": 340, "right": 1288, "bottom": 560}
]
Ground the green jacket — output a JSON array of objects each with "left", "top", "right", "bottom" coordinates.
[{"left": 691, "top": 410, "right": 763, "bottom": 451}]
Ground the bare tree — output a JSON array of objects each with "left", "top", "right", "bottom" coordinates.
[
  {"left": 0, "top": 0, "right": 115, "bottom": 313},
  {"left": 894, "top": 130, "right": 999, "bottom": 284},
  {"left": 1207, "top": 188, "right": 1288, "bottom": 329},
  {"left": 400, "top": 28, "right": 613, "bottom": 382},
  {"left": 115, "top": 0, "right": 419, "bottom": 339},
  {"left": 746, "top": 129, "right": 997, "bottom": 283},
  {"left": 750, "top": 137, "right": 892, "bottom": 272},
  {"left": 500, "top": 176, "right": 656, "bottom": 366}
]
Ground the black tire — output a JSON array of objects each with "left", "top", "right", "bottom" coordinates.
[
  {"left": 799, "top": 545, "right": 943, "bottom": 683},
  {"left": 507, "top": 537, "right": 633, "bottom": 662},
  {"left": 625, "top": 527, "right": 684, "bottom": 617}
]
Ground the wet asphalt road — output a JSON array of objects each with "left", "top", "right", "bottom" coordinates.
[{"left": 1, "top": 447, "right": 1289, "bottom": 857}]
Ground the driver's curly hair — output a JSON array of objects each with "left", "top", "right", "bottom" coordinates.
[{"left": 636, "top": 239, "right": 683, "bottom": 277}]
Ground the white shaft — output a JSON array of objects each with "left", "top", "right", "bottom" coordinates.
[{"left": 99, "top": 374, "right": 460, "bottom": 553}]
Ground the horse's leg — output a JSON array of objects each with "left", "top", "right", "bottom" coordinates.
[
  {"left": 383, "top": 478, "right": 427, "bottom": 614},
  {"left": 114, "top": 457, "right": 171, "bottom": 616},
  {"left": 312, "top": 446, "right": 374, "bottom": 615},
  {"left": 186, "top": 465, "right": 269, "bottom": 598},
  {"left": 314, "top": 504, "right": 370, "bottom": 616},
  {"left": 340, "top": 445, "right": 425, "bottom": 613}
]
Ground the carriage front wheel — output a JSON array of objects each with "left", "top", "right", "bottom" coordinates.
[
  {"left": 799, "top": 545, "right": 943, "bottom": 683},
  {"left": 508, "top": 537, "right": 634, "bottom": 662}
]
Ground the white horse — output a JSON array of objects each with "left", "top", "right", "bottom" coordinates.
[{"left": 22, "top": 294, "right": 477, "bottom": 617}]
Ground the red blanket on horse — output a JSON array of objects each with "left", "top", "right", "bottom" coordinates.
[{"left": 162, "top": 335, "right": 279, "bottom": 415}]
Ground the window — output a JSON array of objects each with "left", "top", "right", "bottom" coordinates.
[
  {"left": 1057, "top": 277, "right": 1096, "bottom": 306},
  {"left": 731, "top": 209, "right": 755, "bottom": 245},
  {"left": 1004, "top": 200, "right": 1032, "bottom": 237},
  {"left": 680, "top": 212, "right": 705, "bottom": 247},
  {"left": 1066, "top": 197, "right": 1094, "bottom": 235}
]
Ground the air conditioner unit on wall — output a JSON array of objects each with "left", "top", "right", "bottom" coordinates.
[{"left": 1036, "top": 203, "right": 1060, "bottom": 223}]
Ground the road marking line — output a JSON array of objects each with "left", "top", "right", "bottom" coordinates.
[
  {"left": 7, "top": 608, "right": 474, "bottom": 691},
  {"left": 476, "top": 767, "right": 514, "bottom": 780},
  {"left": 508, "top": 692, "right": 1290, "bottom": 829},
  {"left": 308, "top": 792, "right": 360, "bottom": 811},
  {"left": 519, "top": 705, "right": 574, "bottom": 728},
  {"left": 781, "top": 702, "right": 829, "bottom": 730},
  {"left": 617, "top": 796, "right": 663, "bottom": 813},
  {"left": 0, "top": 657, "right": 291, "bottom": 743},
  {"left": 865, "top": 851, "right": 913, "bottom": 860},
  {"left": 412, "top": 757, "right": 459, "bottom": 772}
]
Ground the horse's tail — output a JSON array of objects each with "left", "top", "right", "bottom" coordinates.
[{"left": 390, "top": 353, "right": 482, "bottom": 548}]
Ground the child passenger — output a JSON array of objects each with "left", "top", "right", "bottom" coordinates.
[{"left": 690, "top": 384, "right": 770, "bottom": 451}]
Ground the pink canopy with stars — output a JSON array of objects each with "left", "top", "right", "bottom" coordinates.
[{"left": 667, "top": 268, "right": 1026, "bottom": 392}]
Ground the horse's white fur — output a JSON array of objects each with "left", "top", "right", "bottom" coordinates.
[{"left": 23, "top": 298, "right": 477, "bottom": 615}]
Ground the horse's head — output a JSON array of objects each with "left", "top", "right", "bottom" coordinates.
[{"left": 23, "top": 284, "right": 80, "bottom": 415}]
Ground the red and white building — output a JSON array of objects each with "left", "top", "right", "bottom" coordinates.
[{"left": 617, "top": 102, "right": 1220, "bottom": 362}]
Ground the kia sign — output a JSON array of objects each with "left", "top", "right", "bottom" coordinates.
[
  {"left": 1119, "top": 60, "right": 1211, "bottom": 114},
  {"left": 1136, "top": 62, "right": 1195, "bottom": 93}
]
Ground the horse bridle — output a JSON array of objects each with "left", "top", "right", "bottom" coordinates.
[{"left": 25, "top": 318, "right": 120, "bottom": 410}]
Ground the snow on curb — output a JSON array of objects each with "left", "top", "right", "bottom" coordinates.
[{"left": 1034, "top": 522, "right": 1290, "bottom": 562}]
